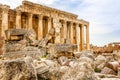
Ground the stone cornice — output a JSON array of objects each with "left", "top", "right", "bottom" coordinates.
[
  {"left": 20, "top": 1, "right": 78, "bottom": 20},
  {"left": 0, "top": 5, "right": 10, "bottom": 14}
]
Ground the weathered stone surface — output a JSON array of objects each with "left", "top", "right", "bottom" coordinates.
[
  {"left": 73, "top": 52, "right": 82, "bottom": 58},
  {"left": 95, "top": 55, "right": 107, "bottom": 71},
  {"left": 117, "top": 67, "right": 120, "bottom": 77},
  {"left": 58, "top": 56, "right": 69, "bottom": 66},
  {"left": 106, "top": 61, "right": 120, "bottom": 71},
  {"left": 0, "top": 49, "right": 3, "bottom": 55},
  {"left": 101, "top": 67, "right": 116, "bottom": 75},
  {"left": 101, "top": 78, "right": 120, "bottom": 80},
  {"left": 61, "top": 51, "right": 98, "bottom": 80},
  {"left": 0, "top": 37, "right": 5, "bottom": 55},
  {"left": 3, "top": 51, "right": 43, "bottom": 60},
  {"left": 0, "top": 58, "right": 37, "bottom": 80},
  {"left": 113, "top": 50, "right": 120, "bottom": 62},
  {"left": 47, "top": 43, "right": 77, "bottom": 58},
  {"left": 0, "top": 37, "right": 4, "bottom": 48}
]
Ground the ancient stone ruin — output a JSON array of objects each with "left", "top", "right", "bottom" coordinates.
[{"left": 0, "top": 1, "right": 120, "bottom": 80}]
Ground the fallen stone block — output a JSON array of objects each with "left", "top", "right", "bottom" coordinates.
[
  {"left": 113, "top": 50, "right": 120, "bottom": 62},
  {"left": 0, "top": 58, "right": 37, "bottom": 80},
  {"left": 0, "top": 49, "right": 3, "bottom": 55},
  {"left": 95, "top": 55, "right": 107, "bottom": 71},
  {"left": 101, "top": 67, "right": 116, "bottom": 75},
  {"left": 106, "top": 61, "right": 120, "bottom": 71},
  {"left": 117, "top": 67, "right": 120, "bottom": 77},
  {"left": 73, "top": 52, "right": 82, "bottom": 58},
  {"left": 58, "top": 56, "right": 69, "bottom": 66}
]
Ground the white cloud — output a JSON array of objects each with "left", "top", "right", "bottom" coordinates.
[{"left": 75, "top": 0, "right": 120, "bottom": 34}]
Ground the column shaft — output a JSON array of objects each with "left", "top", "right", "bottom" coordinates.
[
  {"left": 63, "top": 21, "right": 67, "bottom": 39},
  {"left": 38, "top": 15, "right": 43, "bottom": 40},
  {"left": 48, "top": 17, "right": 52, "bottom": 32},
  {"left": 70, "top": 22, "right": 74, "bottom": 44},
  {"left": 16, "top": 10, "right": 21, "bottom": 29},
  {"left": 86, "top": 25, "right": 90, "bottom": 50},
  {"left": 1, "top": 6, "right": 9, "bottom": 38},
  {"left": 80, "top": 24, "right": 84, "bottom": 51},
  {"left": 53, "top": 18, "right": 61, "bottom": 43},
  {"left": 76, "top": 24, "right": 80, "bottom": 51},
  {"left": 28, "top": 13, "right": 33, "bottom": 30}
]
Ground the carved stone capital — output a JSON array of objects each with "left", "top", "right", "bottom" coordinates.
[
  {"left": 16, "top": 10, "right": 21, "bottom": 16},
  {"left": 2, "top": 5, "right": 10, "bottom": 14},
  {"left": 27, "top": 13, "right": 33, "bottom": 18},
  {"left": 38, "top": 15, "right": 43, "bottom": 20}
]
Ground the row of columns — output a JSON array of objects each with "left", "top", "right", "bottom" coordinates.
[
  {"left": 1, "top": 7, "right": 89, "bottom": 51},
  {"left": 61, "top": 21, "right": 89, "bottom": 51},
  {"left": 15, "top": 10, "right": 52, "bottom": 40}
]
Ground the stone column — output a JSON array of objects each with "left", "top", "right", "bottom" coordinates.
[
  {"left": 86, "top": 25, "right": 90, "bottom": 50},
  {"left": 48, "top": 17, "right": 52, "bottom": 32},
  {"left": 16, "top": 10, "right": 21, "bottom": 29},
  {"left": 70, "top": 22, "right": 74, "bottom": 44},
  {"left": 80, "top": 24, "right": 84, "bottom": 51},
  {"left": 1, "top": 5, "right": 9, "bottom": 38},
  {"left": 76, "top": 23, "right": 80, "bottom": 51},
  {"left": 53, "top": 18, "right": 61, "bottom": 43},
  {"left": 28, "top": 13, "right": 33, "bottom": 30},
  {"left": 38, "top": 15, "right": 43, "bottom": 40},
  {"left": 63, "top": 20, "right": 67, "bottom": 39}
]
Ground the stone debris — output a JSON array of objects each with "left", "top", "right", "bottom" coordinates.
[
  {"left": 106, "top": 61, "right": 120, "bottom": 71},
  {"left": 101, "top": 67, "right": 116, "bottom": 75},
  {"left": 0, "top": 58, "right": 37, "bottom": 80},
  {"left": 58, "top": 56, "right": 69, "bottom": 66},
  {"left": 1, "top": 29, "right": 120, "bottom": 80},
  {"left": 113, "top": 50, "right": 120, "bottom": 62},
  {"left": 0, "top": 37, "right": 5, "bottom": 55},
  {"left": 95, "top": 55, "right": 107, "bottom": 71},
  {"left": 73, "top": 52, "right": 82, "bottom": 58}
]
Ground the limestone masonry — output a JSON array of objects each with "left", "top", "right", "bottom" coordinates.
[{"left": 0, "top": 1, "right": 89, "bottom": 51}]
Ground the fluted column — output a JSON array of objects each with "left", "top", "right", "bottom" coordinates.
[
  {"left": 48, "top": 17, "right": 52, "bottom": 32},
  {"left": 70, "top": 22, "right": 74, "bottom": 44},
  {"left": 28, "top": 13, "right": 33, "bottom": 30},
  {"left": 86, "top": 25, "right": 90, "bottom": 50},
  {"left": 38, "top": 15, "right": 43, "bottom": 40},
  {"left": 76, "top": 23, "right": 80, "bottom": 51},
  {"left": 1, "top": 5, "right": 9, "bottom": 38},
  {"left": 16, "top": 10, "right": 21, "bottom": 29},
  {"left": 80, "top": 24, "right": 84, "bottom": 51}
]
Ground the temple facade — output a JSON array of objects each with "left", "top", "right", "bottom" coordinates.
[{"left": 0, "top": 1, "right": 90, "bottom": 51}]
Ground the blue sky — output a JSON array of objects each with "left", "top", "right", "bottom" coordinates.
[{"left": 0, "top": 0, "right": 120, "bottom": 46}]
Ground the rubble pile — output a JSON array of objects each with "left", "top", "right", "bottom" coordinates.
[
  {"left": 0, "top": 29, "right": 120, "bottom": 80},
  {"left": 94, "top": 50, "right": 120, "bottom": 79}
]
